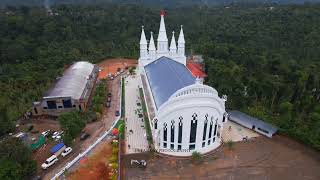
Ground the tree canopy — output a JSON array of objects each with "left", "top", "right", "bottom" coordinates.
[
  {"left": 0, "top": 4, "right": 319, "bottom": 150},
  {"left": 0, "top": 138, "right": 36, "bottom": 180}
]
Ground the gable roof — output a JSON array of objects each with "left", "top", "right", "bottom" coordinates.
[
  {"left": 44, "top": 61, "right": 95, "bottom": 100},
  {"left": 144, "top": 57, "right": 195, "bottom": 108}
]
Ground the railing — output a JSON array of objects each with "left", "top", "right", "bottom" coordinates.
[{"left": 51, "top": 76, "right": 123, "bottom": 180}]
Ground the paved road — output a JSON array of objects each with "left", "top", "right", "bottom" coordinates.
[{"left": 42, "top": 76, "right": 121, "bottom": 180}]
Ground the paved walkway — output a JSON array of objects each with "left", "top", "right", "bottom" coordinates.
[
  {"left": 222, "top": 121, "right": 260, "bottom": 142},
  {"left": 124, "top": 75, "right": 149, "bottom": 154}
]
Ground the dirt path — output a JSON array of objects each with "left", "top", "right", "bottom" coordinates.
[{"left": 124, "top": 135, "right": 320, "bottom": 180}]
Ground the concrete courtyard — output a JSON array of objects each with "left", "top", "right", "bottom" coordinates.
[{"left": 124, "top": 75, "right": 149, "bottom": 154}]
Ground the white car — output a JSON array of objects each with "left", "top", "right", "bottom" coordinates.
[
  {"left": 61, "top": 147, "right": 72, "bottom": 157},
  {"left": 41, "top": 130, "right": 51, "bottom": 137},
  {"left": 52, "top": 131, "right": 59, "bottom": 139},
  {"left": 41, "top": 155, "right": 58, "bottom": 169},
  {"left": 55, "top": 135, "right": 62, "bottom": 141}
]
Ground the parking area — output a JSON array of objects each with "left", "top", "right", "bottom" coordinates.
[{"left": 124, "top": 75, "right": 149, "bottom": 154}]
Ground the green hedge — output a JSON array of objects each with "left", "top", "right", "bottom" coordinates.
[{"left": 139, "top": 88, "right": 153, "bottom": 146}]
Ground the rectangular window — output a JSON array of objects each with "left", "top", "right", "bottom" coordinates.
[
  {"left": 63, "top": 99, "right": 72, "bottom": 108},
  {"left": 47, "top": 101, "right": 57, "bottom": 109},
  {"left": 171, "top": 126, "right": 175, "bottom": 143},
  {"left": 208, "top": 140, "right": 211, "bottom": 145},
  {"left": 178, "top": 145, "right": 181, "bottom": 150},
  {"left": 213, "top": 137, "right": 215, "bottom": 142},
  {"left": 163, "top": 128, "right": 167, "bottom": 142},
  {"left": 170, "top": 144, "right": 174, "bottom": 149},
  {"left": 214, "top": 124, "right": 217, "bottom": 136},
  {"left": 189, "top": 144, "right": 195, "bottom": 150},
  {"left": 203, "top": 123, "right": 207, "bottom": 141},
  {"left": 202, "top": 142, "right": 205, "bottom": 147},
  {"left": 258, "top": 127, "right": 269, "bottom": 134},
  {"left": 208, "top": 123, "right": 213, "bottom": 138},
  {"left": 58, "top": 106, "right": 63, "bottom": 109},
  {"left": 163, "top": 143, "right": 167, "bottom": 148},
  {"left": 178, "top": 125, "right": 182, "bottom": 143},
  {"left": 189, "top": 120, "right": 197, "bottom": 143}
]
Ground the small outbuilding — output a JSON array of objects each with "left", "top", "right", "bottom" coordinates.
[{"left": 228, "top": 110, "right": 278, "bottom": 138}]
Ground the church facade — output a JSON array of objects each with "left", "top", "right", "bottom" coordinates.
[{"left": 138, "top": 12, "right": 228, "bottom": 156}]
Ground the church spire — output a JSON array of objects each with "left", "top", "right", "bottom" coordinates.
[
  {"left": 139, "top": 26, "right": 148, "bottom": 60},
  {"left": 178, "top": 25, "right": 185, "bottom": 57},
  {"left": 170, "top": 31, "right": 177, "bottom": 56},
  {"left": 149, "top": 32, "right": 156, "bottom": 51},
  {"left": 140, "top": 25, "right": 147, "bottom": 45},
  {"left": 178, "top": 25, "right": 185, "bottom": 44},
  {"left": 157, "top": 10, "right": 168, "bottom": 55}
]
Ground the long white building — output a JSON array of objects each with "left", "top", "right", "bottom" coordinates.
[{"left": 139, "top": 12, "right": 228, "bottom": 156}]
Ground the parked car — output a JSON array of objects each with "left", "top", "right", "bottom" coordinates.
[
  {"left": 52, "top": 131, "right": 59, "bottom": 139},
  {"left": 41, "top": 155, "right": 58, "bottom": 169},
  {"left": 61, "top": 147, "right": 73, "bottom": 157},
  {"left": 55, "top": 135, "right": 62, "bottom": 142},
  {"left": 80, "top": 133, "right": 90, "bottom": 141},
  {"left": 41, "top": 130, "right": 51, "bottom": 137},
  {"left": 115, "top": 110, "right": 120, "bottom": 116}
]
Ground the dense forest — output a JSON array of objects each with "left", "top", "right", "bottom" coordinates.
[
  {"left": 2, "top": 0, "right": 320, "bottom": 9},
  {"left": 0, "top": 4, "right": 319, "bottom": 151}
]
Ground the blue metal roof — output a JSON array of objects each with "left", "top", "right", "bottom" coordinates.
[
  {"left": 50, "top": 142, "right": 65, "bottom": 153},
  {"left": 144, "top": 57, "right": 195, "bottom": 108},
  {"left": 228, "top": 110, "right": 278, "bottom": 137}
]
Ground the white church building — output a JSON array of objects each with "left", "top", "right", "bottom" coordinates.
[{"left": 138, "top": 12, "right": 228, "bottom": 156}]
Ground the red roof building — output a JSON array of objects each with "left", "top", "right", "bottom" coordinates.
[{"left": 186, "top": 63, "right": 207, "bottom": 78}]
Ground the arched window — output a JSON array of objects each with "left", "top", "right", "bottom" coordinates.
[
  {"left": 189, "top": 113, "right": 198, "bottom": 143},
  {"left": 154, "top": 119, "right": 158, "bottom": 129},
  {"left": 202, "top": 114, "right": 208, "bottom": 141},
  {"left": 163, "top": 123, "right": 167, "bottom": 142},
  {"left": 171, "top": 120, "right": 175, "bottom": 143},
  {"left": 214, "top": 119, "right": 218, "bottom": 136},
  {"left": 208, "top": 118, "right": 213, "bottom": 139},
  {"left": 178, "top": 117, "right": 183, "bottom": 143}
]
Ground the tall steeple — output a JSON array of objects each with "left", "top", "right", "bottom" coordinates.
[
  {"left": 178, "top": 25, "right": 185, "bottom": 57},
  {"left": 149, "top": 32, "right": 156, "bottom": 60},
  {"left": 169, "top": 31, "right": 177, "bottom": 57},
  {"left": 157, "top": 10, "right": 168, "bottom": 56},
  {"left": 140, "top": 26, "right": 148, "bottom": 60}
]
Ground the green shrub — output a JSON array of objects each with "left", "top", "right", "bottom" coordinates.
[
  {"left": 191, "top": 151, "right": 203, "bottom": 162},
  {"left": 109, "top": 155, "right": 117, "bottom": 163}
]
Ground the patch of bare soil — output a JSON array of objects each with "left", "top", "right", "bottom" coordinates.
[
  {"left": 98, "top": 58, "right": 137, "bottom": 80},
  {"left": 67, "top": 140, "right": 113, "bottom": 180},
  {"left": 124, "top": 135, "right": 320, "bottom": 180}
]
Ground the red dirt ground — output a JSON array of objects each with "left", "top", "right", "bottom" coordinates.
[
  {"left": 98, "top": 58, "right": 137, "bottom": 80},
  {"left": 68, "top": 140, "right": 113, "bottom": 180}
]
